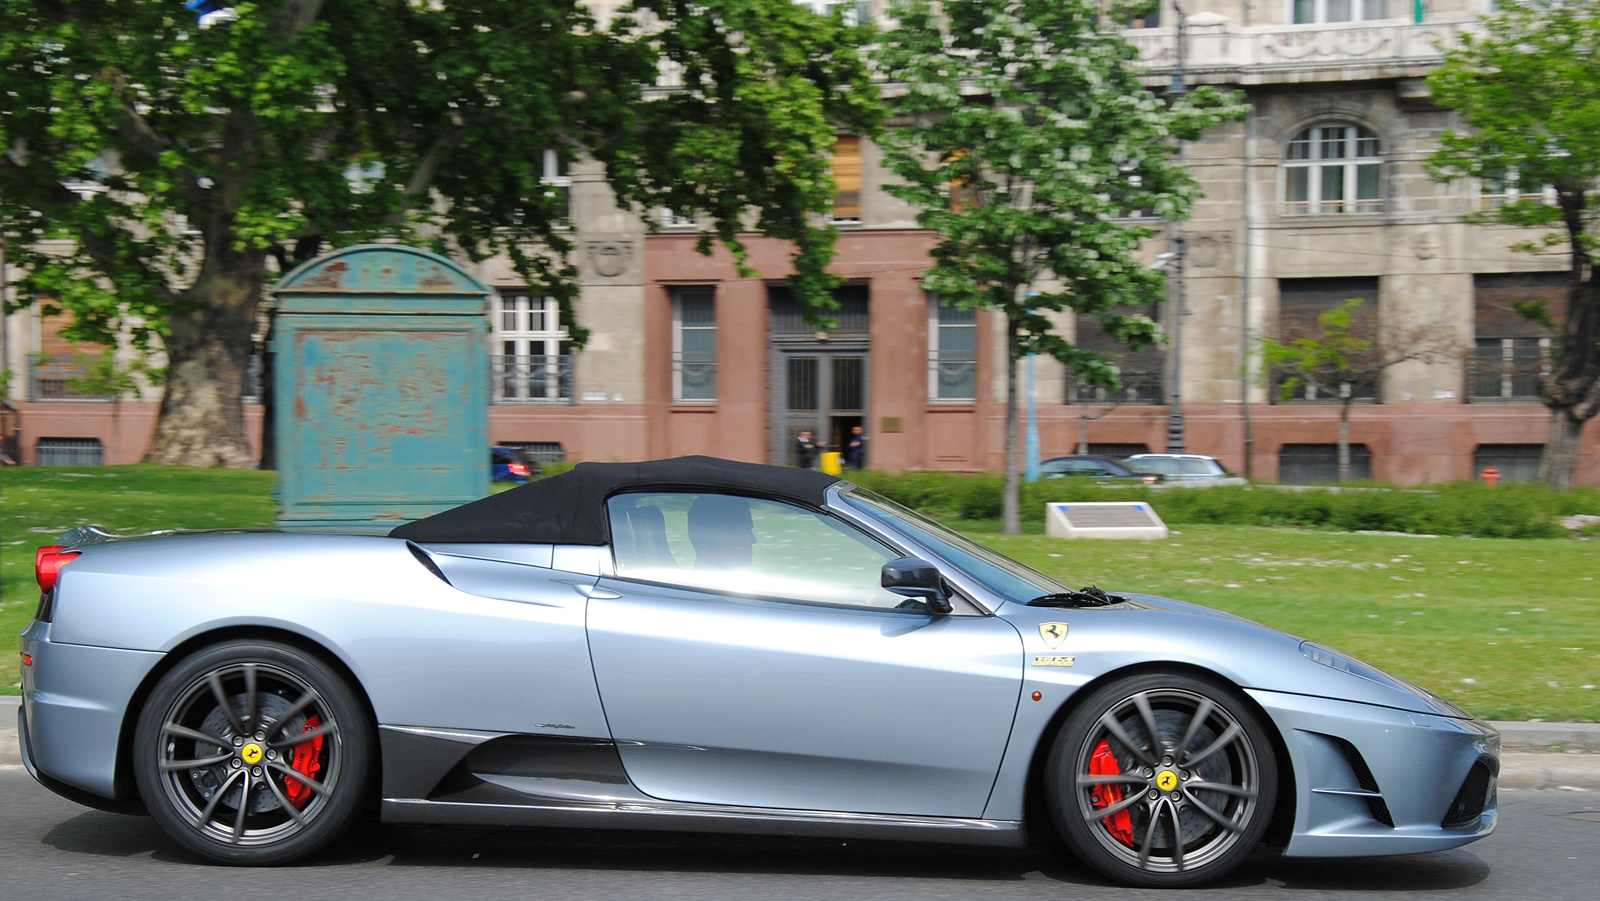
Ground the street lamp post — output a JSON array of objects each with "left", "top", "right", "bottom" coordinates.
[{"left": 1165, "top": 4, "right": 1189, "bottom": 455}]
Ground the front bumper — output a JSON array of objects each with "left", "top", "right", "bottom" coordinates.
[
  {"left": 20, "top": 620, "right": 164, "bottom": 803},
  {"left": 1249, "top": 689, "right": 1499, "bottom": 858}
]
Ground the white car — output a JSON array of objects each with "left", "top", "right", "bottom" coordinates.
[{"left": 1125, "top": 454, "right": 1248, "bottom": 487}]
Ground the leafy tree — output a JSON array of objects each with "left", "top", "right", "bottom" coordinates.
[
  {"left": 0, "top": 0, "right": 876, "bottom": 465},
  {"left": 1426, "top": 0, "right": 1600, "bottom": 489},
  {"left": 1258, "top": 299, "right": 1458, "bottom": 482},
  {"left": 876, "top": 0, "right": 1247, "bottom": 533}
]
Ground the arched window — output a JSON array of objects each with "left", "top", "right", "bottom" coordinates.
[{"left": 1284, "top": 124, "right": 1381, "bottom": 215}]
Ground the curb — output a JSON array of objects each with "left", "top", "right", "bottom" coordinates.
[{"left": 4, "top": 697, "right": 1597, "bottom": 789}]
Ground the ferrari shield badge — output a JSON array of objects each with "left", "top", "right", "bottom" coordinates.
[{"left": 1038, "top": 622, "right": 1069, "bottom": 648}]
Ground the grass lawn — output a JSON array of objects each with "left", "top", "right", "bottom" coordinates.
[
  {"left": 3, "top": 467, "right": 1597, "bottom": 721},
  {"left": 2, "top": 466, "right": 277, "bottom": 694},
  {"left": 957, "top": 521, "right": 1600, "bottom": 722}
]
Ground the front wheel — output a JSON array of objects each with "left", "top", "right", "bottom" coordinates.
[
  {"left": 1045, "top": 672, "right": 1278, "bottom": 888},
  {"left": 132, "top": 640, "right": 371, "bottom": 864}
]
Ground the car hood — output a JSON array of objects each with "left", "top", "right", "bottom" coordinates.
[{"left": 997, "top": 593, "right": 1475, "bottom": 720}]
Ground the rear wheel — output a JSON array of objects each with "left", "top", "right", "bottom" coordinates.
[
  {"left": 132, "top": 640, "right": 371, "bottom": 864},
  {"left": 1045, "top": 672, "right": 1277, "bottom": 888}
]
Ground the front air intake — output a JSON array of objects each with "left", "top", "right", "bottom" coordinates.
[
  {"left": 1327, "top": 735, "right": 1394, "bottom": 827},
  {"left": 1441, "top": 757, "right": 1496, "bottom": 829}
]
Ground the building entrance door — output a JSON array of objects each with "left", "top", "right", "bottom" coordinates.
[{"left": 769, "top": 286, "right": 870, "bottom": 467}]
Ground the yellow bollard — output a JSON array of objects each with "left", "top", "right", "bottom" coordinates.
[{"left": 820, "top": 451, "right": 843, "bottom": 476}]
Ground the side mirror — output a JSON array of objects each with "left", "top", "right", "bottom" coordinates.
[{"left": 882, "top": 556, "right": 952, "bottom": 615}]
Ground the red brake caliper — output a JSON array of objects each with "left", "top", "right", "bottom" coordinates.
[
  {"left": 1089, "top": 739, "right": 1136, "bottom": 847},
  {"left": 283, "top": 715, "right": 324, "bottom": 808}
]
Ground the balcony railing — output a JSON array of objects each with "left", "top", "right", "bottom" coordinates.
[
  {"left": 492, "top": 354, "right": 575, "bottom": 405},
  {"left": 1123, "top": 19, "right": 1470, "bottom": 82},
  {"left": 1065, "top": 369, "right": 1165, "bottom": 406},
  {"left": 28, "top": 354, "right": 115, "bottom": 402}
]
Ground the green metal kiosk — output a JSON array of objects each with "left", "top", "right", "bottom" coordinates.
[{"left": 269, "top": 245, "right": 491, "bottom": 533}]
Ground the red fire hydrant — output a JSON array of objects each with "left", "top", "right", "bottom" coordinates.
[{"left": 1480, "top": 466, "right": 1501, "bottom": 487}]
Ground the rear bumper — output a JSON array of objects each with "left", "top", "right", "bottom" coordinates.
[
  {"left": 1249, "top": 689, "right": 1498, "bottom": 858},
  {"left": 20, "top": 620, "right": 163, "bottom": 803}
]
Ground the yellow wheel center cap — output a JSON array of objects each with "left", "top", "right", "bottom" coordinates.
[
  {"left": 241, "top": 743, "right": 264, "bottom": 765},
  {"left": 1156, "top": 770, "right": 1179, "bottom": 792}
]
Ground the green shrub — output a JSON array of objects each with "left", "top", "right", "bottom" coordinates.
[{"left": 844, "top": 470, "right": 1586, "bottom": 539}]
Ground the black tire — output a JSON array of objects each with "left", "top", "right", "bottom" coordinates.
[
  {"left": 1045, "top": 672, "right": 1277, "bottom": 888},
  {"left": 132, "top": 639, "right": 371, "bottom": 865}
]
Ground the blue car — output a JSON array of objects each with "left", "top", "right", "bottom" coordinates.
[
  {"left": 490, "top": 446, "right": 536, "bottom": 483},
  {"left": 19, "top": 457, "right": 1496, "bottom": 886}
]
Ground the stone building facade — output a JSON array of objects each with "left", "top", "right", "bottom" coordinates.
[{"left": 3, "top": 0, "right": 1597, "bottom": 484}]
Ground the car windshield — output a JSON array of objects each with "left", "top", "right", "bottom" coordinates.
[{"left": 841, "top": 486, "right": 1069, "bottom": 605}]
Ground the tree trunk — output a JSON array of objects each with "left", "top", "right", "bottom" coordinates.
[
  {"left": 1536, "top": 209, "right": 1600, "bottom": 489},
  {"left": 1337, "top": 399, "right": 1352, "bottom": 483},
  {"left": 1002, "top": 317, "right": 1021, "bottom": 535},
  {"left": 1538, "top": 413, "right": 1586, "bottom": 490},
  {"left": 1077, "top": 410, "right": 1089, "bottom": 455},
  {"left": 143, "top": 247, "right": 263, "bottom": 467}
]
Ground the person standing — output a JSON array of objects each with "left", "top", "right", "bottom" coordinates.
[
  {"left": 794, "top": 429, "right": 817, "bottom": 469},
  {"left": 844, "top": 425, "right": 868, "bottom": 470}
]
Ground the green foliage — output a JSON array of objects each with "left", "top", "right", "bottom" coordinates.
[
  {"left": 874, "top": 0, "right": 1247, "bottom": 529},
  {"left": 0, "top": 0, "right": 877, "bottom": 456},
  {"left": 1426, "top": 0, "right": 1600, "bottom": 484},
  {"left": 1257, "top": 298, "right": 1373, "bottom": 403},
  {"left": 846, "top": 469, "right": 1596, "bottom": 539},
  {"left": 1426, "top": 0, "right": 1600, "bottom": 254},
  {"left": 876, "top": 0, "right": 1247, "bottom": 377}
]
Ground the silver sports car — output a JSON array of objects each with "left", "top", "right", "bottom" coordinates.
[{"left": 18, "top": 457, "right": 1497, "bottom": 887}]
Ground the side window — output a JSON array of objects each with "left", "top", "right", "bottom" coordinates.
[{"left": 607, "top": 493, "right": 907, "bottom": 610}]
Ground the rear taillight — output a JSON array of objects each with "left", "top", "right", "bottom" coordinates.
[
  {"left": 35, "top": 545, "right": 81, "bottom": 593},
  {"left": 509, "top": 462, "right": 532, "bottom": 478}
]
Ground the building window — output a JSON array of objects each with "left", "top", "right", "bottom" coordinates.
[
  {"left": 494, "top": 293, "right": 573, "bottom": 404},
  {"left": 798, "top": 0, "right": 872, "bottom": 26},
  {"left": 1473, "top": 444, "right": 1543, "bottom": 482},
  {"left": 36, "top": 437, "right": 104, "bottom": 466},
  {"left": 673, "top": 288, "right": 718, "bottom": 402},
  {"left": 830, "top": 135, "right": 862, "bottom": 223},
  {"left": 1284, "top": 124, "right": 1382, "bottom": 215},
  {"left": 1291, "top": 0, "right": 1389, "bottom": 23},
  {"left": 1065, "top": 314, "right": 1165, "bottom": 405},
  {"left": 542, "top": 149, "right": 571, "bottom": 226},
  {"left": 1279, "top": 443, "right": 1372, "bottom": 483},
  {"left": 928, "top": 298, "right": 977, "bottom": 402},
  {"left": 1469, "top": 272, "right": 1563, "bottom": 402},
  {"left": 1273, "top": 277, "right": 1380, "bottom": 403}
]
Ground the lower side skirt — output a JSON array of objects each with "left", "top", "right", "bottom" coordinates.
[{"left": 381, "top": 797, "right": 1027, "bottom": 848}]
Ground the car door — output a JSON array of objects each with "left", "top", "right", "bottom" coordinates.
[{"left": 587, "top": 492, "right": 1024, "bottom": 818}]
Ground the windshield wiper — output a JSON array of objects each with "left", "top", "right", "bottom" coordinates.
[{"left": 1027, "top": 586, "right": 1127, "bottom": 608}]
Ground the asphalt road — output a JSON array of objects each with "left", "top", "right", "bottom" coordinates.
[{"left": 1, "top": 769, "right": 1596, "bottom": 901}]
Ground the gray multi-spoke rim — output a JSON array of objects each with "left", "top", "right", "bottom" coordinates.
[
  {"left": 156, "top": 662, "right": 342, "bottom": 847},
  {"left": 1074, "top": 688, "right": 1261, "bottom": 874}
]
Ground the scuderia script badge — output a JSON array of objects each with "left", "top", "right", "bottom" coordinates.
[{"left": 1038, "top": 622, "right": 1069, "bottom": 648}]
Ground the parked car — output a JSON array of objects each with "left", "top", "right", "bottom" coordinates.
[
  {"left": 490, "top": 446, "right": 538, "bottom": 483},
  {"left": 20, "top": 457, "right": 1496, "bottom": 886},
  {"left": 1125, "top": 453, "right": 1248, "bottom": 487},
  {"left": 1039, "top": 455, "right": 1161, "bottom": 484}
]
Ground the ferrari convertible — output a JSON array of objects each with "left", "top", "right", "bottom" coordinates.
[{"left": 18, "top": 457, "right": 1497, "bottom": 887}]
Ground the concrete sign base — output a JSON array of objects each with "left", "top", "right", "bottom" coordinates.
[{"left": 1045, "top": 502, "right": 1169, "bottom": 540}]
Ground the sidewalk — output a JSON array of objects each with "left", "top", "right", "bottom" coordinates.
[{"left": 3, "top": 696, "right": 1597, "bottom": 789}]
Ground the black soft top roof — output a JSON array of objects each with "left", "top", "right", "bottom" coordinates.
[{"left": 390, "top": 455, "right": 843, "bottom": 545}]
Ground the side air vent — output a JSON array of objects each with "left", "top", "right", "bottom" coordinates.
[
  {"left": 1327, "top": 735, "right": 1394, "bottom": 827},
  {"left": 407, "top": 542, "right": 453, "bottom": 586},
  {"left": 1441, "top": 757, "right": 1496, "bottom": 829}
]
